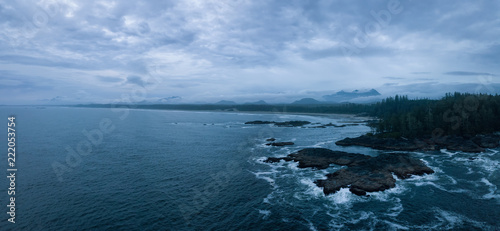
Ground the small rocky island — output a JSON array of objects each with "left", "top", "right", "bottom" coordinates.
[
  {"left": 245, "top": 120, "right": 311, "bottom": 127},
  {"left": 265, "top": 142, "right": 294, "bottom": 147},
  {"left": 266, "top": 148, "right": 434, "bottom": 196}
]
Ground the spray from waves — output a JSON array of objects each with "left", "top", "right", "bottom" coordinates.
[
  {"left": 294, "top": 178, "right": 327, "bottom": 200},
  {"left": 329, "top": 188, "right": 358, "bottom": 204},
  {"left": 367, "top": 181, "right": 408, "bottom": 202}
]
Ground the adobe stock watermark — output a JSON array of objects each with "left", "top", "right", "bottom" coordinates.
[
  {"left": 341, "top": 0, "right": 405, "bottom": 61},
  {"left": 51, "top": 64, "right": 163, "bottom": 182},
  {"left": 4, "top": 1, "right": 61, "bottom": 49},
  {"left": 421, "top": 75, "right": 496, "bottom": 147}
]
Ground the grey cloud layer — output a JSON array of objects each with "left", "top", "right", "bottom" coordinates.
[{"left": 0, "top": 0, "right": 499, "bottom": 104}]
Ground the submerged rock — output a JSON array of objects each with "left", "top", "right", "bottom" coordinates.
[
  {"left": 266, "top": 138, "right": 276, "bottom": 142},
  {"left": 265, "top": 148, "right": 434, "bottom": 196}
]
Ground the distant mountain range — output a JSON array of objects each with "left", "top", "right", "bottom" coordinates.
[
  {"left": 244, "top": 100, "right": 268, "bottom": 105},
  {"left": 290, "top": 89, "right": 381, "bottom": 105},
  {"left": 158, "top": 96, "right": 182, "bottom": 103},
  {"left": 323, "top": 89, "right": 380, "bottom": 102},
  {"left": 291, "top": 98, "right": 324, "bottom": 105},
  {"left": 153, "top": 89, "right": 381, "bottom": 105},
  {"left": 215, "top": 100, "right": 237, "bottom": 105}
]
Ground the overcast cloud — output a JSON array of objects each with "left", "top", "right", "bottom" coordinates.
[{"left": 0, "top": 0, "right": 499, "bottom": 104}]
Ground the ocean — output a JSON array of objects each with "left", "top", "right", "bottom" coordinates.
[{"left": 0, "top": 106, "right": 499, "bottom": 230}]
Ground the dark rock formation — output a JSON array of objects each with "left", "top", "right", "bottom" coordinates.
[
  {"left": 266, "top": 142, "right": 295, "bottom": 147},
  {"left": 336, "top": 134, "right": 500, "bottom": 153},
  {"left": 265, "top": 148, "right": 370, "bottom": 169},
  {"left": 245, "top": 120, "right": 275, "bottom": 125},
  {"left": 265, "top": 148, "right": 434, "bottom": 196},
  {"left": 266, "top": 138, "right": 276, "bottom": 142},
  {"left": 274, "top": 121, "right": 311, "bottom": 127},
  {"left": 335, "top": 135, "right": 429, "bottom": 151},
  {"left": 244, "top": 120, "right": 310, "bottom": 127},
  {"left": 323, "top": 123, "right": 360, "bottom": 128}
]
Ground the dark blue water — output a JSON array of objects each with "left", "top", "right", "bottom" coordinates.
[{"left": 0, "top": 106, "right": 499, "bottom": 230}]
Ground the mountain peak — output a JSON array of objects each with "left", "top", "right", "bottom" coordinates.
[
  {"left": 323, "top": 89, "right": 381, "bottom": 102},
  {"left": 291, "top": 98, "right": 322, "bottom": 105}
]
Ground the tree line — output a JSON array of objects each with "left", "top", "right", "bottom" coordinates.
[{"left": 371, "top": 92, "right": 500, "bottom": 138}]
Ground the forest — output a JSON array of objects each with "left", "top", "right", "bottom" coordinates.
[{"left": 371, "top": 93, "right": 500, "bottom": 138}]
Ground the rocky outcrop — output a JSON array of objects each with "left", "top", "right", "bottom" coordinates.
[
  {"left": 245, "top": 120, "right": 311, "bottom": 127},
  {"left": 335, "top": 134, "right": 500, "bottom": 153},
  {"left": 335, "top": 135, "right": 428, "bottom": 151},
  {"left": 245, "top": 120, "right": 275, "bottom": 125},
  {"left": 265, "top": 148, "right": 370, "bottom": 169},
  {"left": 265, "top": 142, "right": 295, "bottom": 147},
  {"left": 265, "top": 148, "right": 434, "bottom": 196},
  {"left": 274, "top": 121, "right": 311, "bottom": 127}
]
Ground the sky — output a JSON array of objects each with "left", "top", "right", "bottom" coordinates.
[{"left": 0, "top": 0, "right": 499, "bottom": 104}]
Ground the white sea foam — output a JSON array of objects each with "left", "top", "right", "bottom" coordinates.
[
  {"left": 368, "top": 182, "right": 407, "bottom": 202},
  {"left": 263, "top": 193, "right": 273, "bottom": 204},
  {"left": 250, "top": 170, "right": 278, "bottom": 188},
  {"left": 311, "top": 140, "right": 334, "bottom": 148},
  {"left": 445, "top": 175, "right": 457, "bottom": 185},
  {"left": 383, "top": 220, "right": 409, "bottom": 230},
  {"left": 287, "top": 161, "right": 300, "bottom": 171},
  {"left": 255, "top": 157, "right": 269, "bottom": 163},
  {"left": 258, "top": 209, "right": 271, "bottom": 219},
  {"left": 327, "top": 210, "right": 374, "bottom": 228},
  {"left": 473, "top": 156, "right": 499, "bottom": 175},
  {"left": 297, "top": 178, "right": 324, "bottom": 198},
  {"left": 408, "top": 208, "right": 493, "bottom": 230},
  {"left": 348, "top": 211, "right": 373, "bottom": 224},
  {"left": 405, "top": 170, "right": 439, "bottom": 183},
  {"left": 301, "top": 219, "right": 318, "bottom": 231},
  {"left": 440, "top": 149, "right": 459, "bottom": 157},
  {"left": 327, "top": 188, "right": 356, "bottom": 205},
  {"left": 481, "top": 178, "right": 500, "bottom": 202},
  {"left": 385, "top": 198, "right": 404, "bottom": 217}
]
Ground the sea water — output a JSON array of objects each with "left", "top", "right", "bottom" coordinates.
[{"left": 0, "top": 106, "right": 498, "bottom": 230}]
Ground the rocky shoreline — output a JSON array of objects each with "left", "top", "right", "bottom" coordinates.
[
  {"left": 265, "top": 148, "right": 434, "bottom": 196},
  {"left": 245, "top": 120, "right": 360, "bottom": 128},
  {"left": 335, "top": 133, "right": 500, "bottom": 153},
  {"left": 254, "top": 119, "right": 497, "bottom": 196}
]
